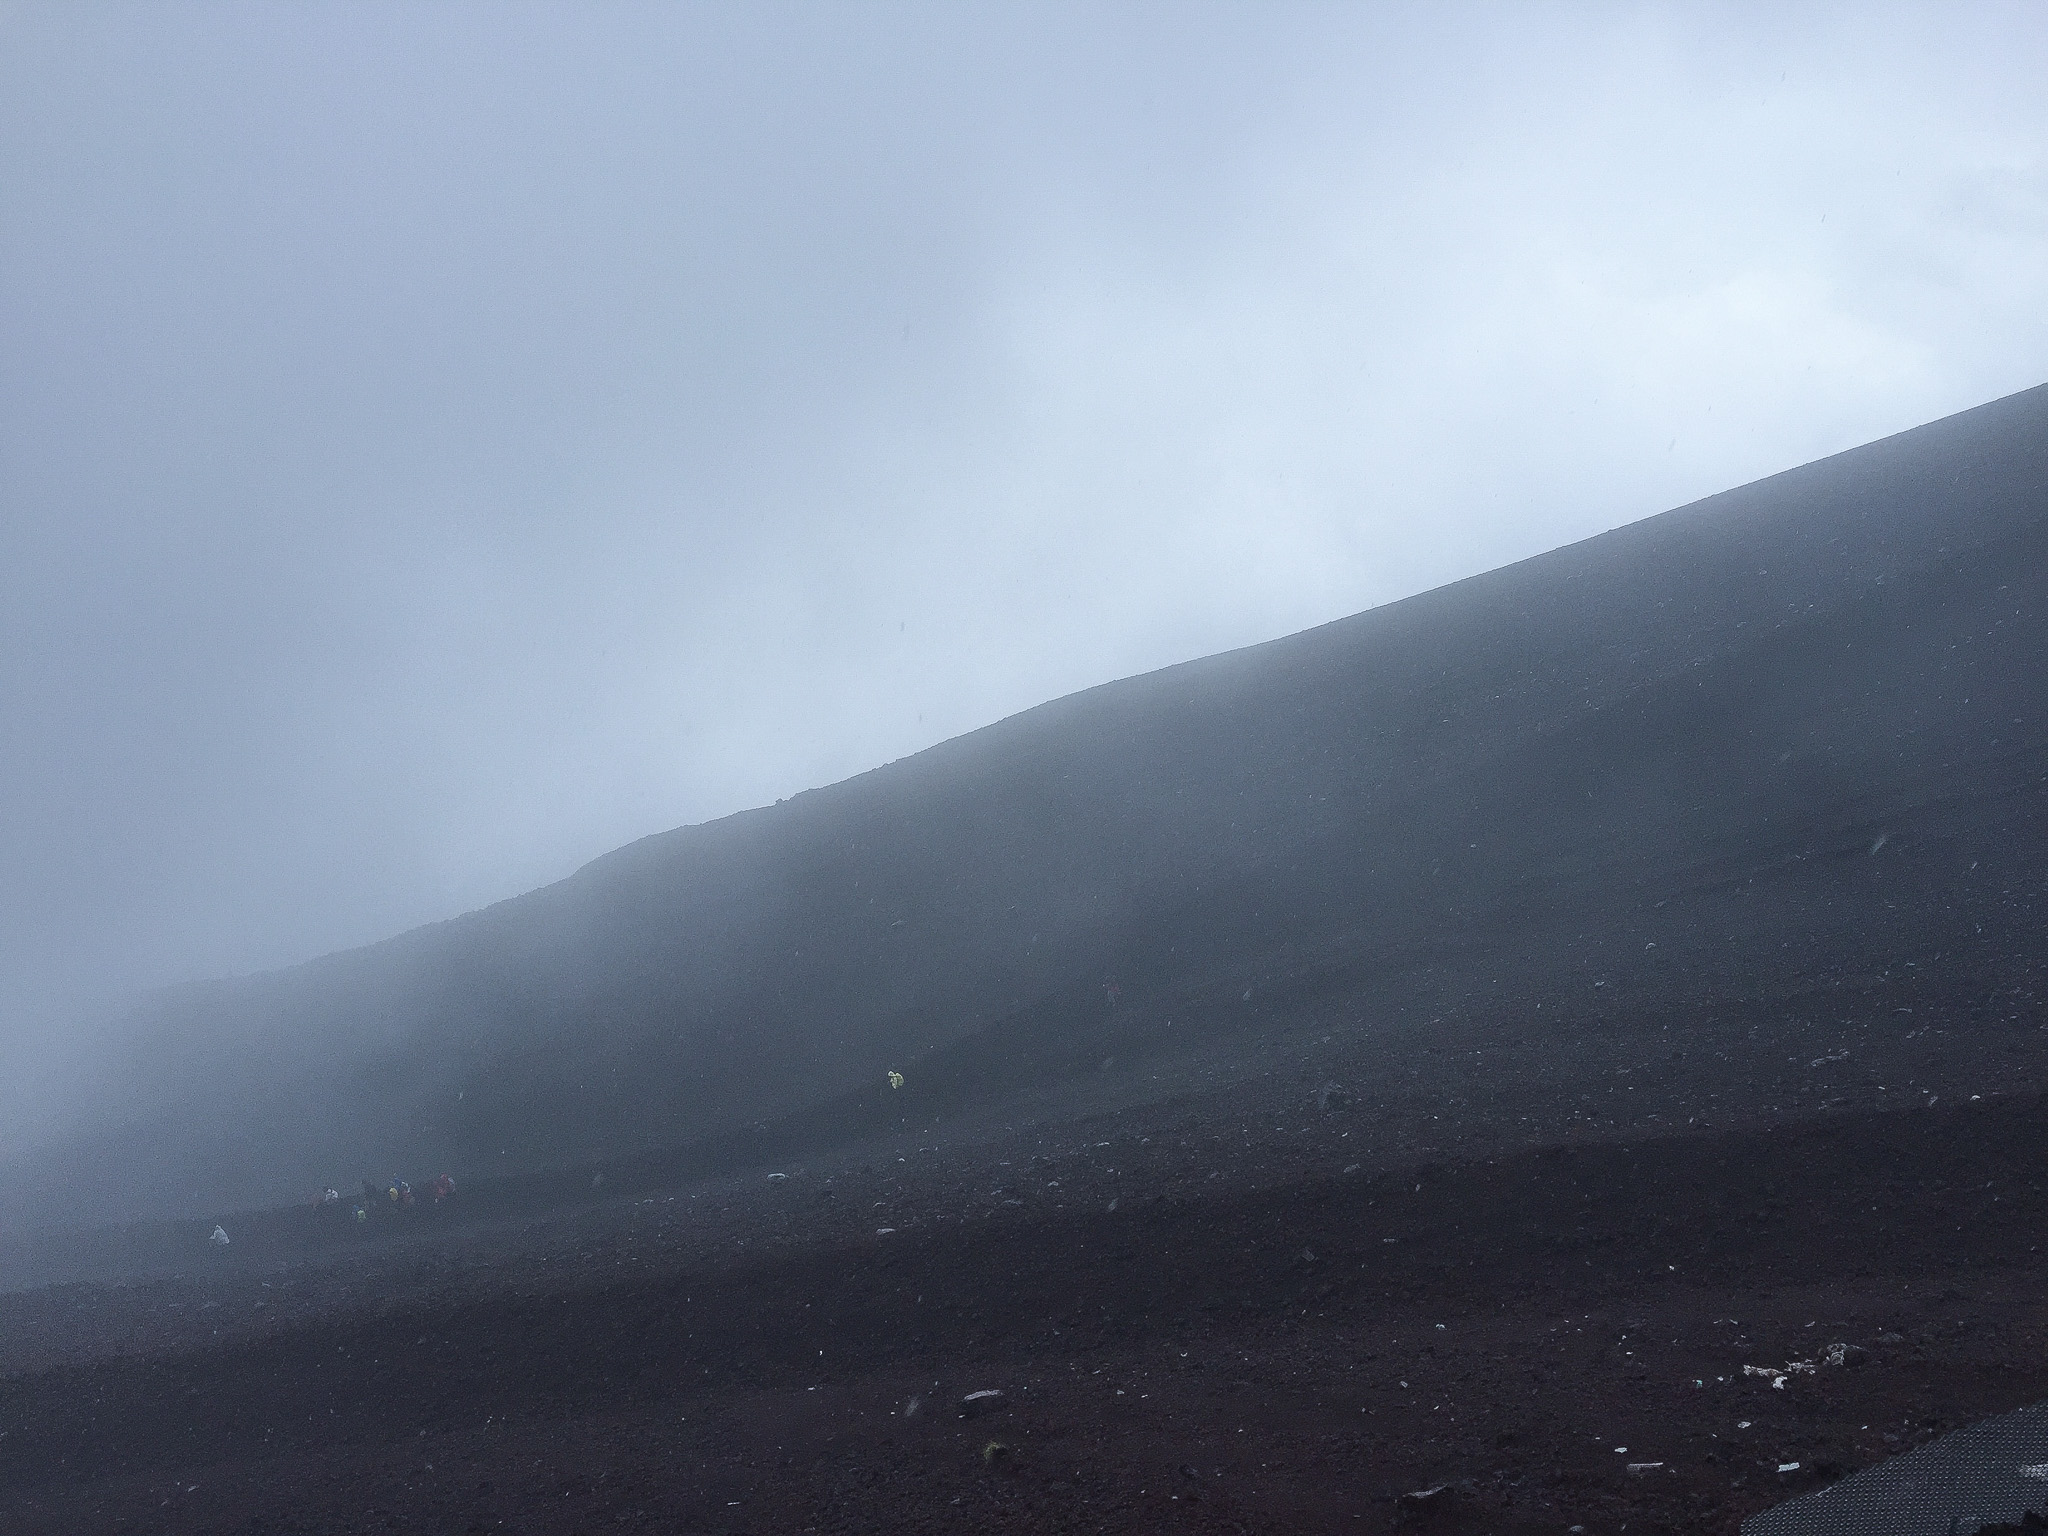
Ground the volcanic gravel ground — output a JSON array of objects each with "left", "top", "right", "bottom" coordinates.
[
  {"left": 7, "top": 385, "right": 2047, "bottom": 1535},
  {"left": 6, "top": 996, "right": 2048, "bottom": 1535}
]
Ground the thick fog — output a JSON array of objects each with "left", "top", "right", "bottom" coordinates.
[{"left": 3, "top": 2, "right": 2045, "bottom": 1125}]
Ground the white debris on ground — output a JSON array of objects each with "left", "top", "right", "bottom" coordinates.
[
  {"left": 1741, "top": 1341, "right": 1867, "bottom": 1388},
  {"left": 208, "top": 1225, "right": 230, "bottom": 1246},
  {"left": 1744, "top": 1361, "right": 1816, "bottom": 1389}
]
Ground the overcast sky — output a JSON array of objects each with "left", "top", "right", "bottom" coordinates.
[{"left": 3, "top": 2, "right": 2045, "bottom": 1046}]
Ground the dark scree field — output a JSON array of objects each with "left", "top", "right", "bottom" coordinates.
[{"left": 2, "top": 384, "right": 2045, "bottom": 1534}]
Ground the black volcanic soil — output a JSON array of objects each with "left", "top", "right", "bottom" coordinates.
[
  {"left": 5, "top": 387, "right": 2046, "bottom": 1532},
  {"left": 22, "top": 383, "right": 2046, "bottom": 1233},
  {"left": 5, "top": 975, "right": 2048, "bottom": 1535}
]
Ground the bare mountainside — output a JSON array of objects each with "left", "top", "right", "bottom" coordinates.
[
  {"left": 12, "top": 383, "right": 2048, "bottom": 1230},
  {"left": 5, "top": 388, "right": 2048, "bottom": 1536}
]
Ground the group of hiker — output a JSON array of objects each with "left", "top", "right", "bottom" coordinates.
[{"left": 311, "top": 1173, "right": 457, "bottom": 1225}]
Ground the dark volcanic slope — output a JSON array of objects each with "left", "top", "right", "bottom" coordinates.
[
  {"left": 16, "top": 383, "right": 2048, "bottom": 1225},
  {"left": 8, "top": 1065, "right": 2048, "bottom": 1535},
  {"left": 5, "top": 388, "right": 2048, "bottom": 1536}
]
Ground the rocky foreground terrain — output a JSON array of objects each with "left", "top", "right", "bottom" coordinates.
[{"left": 4, "top": 969, "right": 2048, "bottom": 1534}]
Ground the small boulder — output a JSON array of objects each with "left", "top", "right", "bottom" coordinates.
[
  {"left": 959, "top": 1389, "right": 1004, "bottom": 1419},
  {"left": 1395, "top": 1482, "right": 1450, "bottom": 1521}
]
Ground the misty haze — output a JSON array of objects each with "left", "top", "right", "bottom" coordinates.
[{"left": 3, "top": 6, "right": 2047, "bottom": 1534}]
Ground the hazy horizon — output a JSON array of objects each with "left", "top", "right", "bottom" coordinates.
[{"left": 5, "top": 1, "right": 2046, "bottom": 1050}]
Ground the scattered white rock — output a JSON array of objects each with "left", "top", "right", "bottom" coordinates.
[{"left": 1744, "top": 1359, "right": 1818, "bottom": 1389}]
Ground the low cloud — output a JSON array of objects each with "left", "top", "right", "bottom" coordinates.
[{"left": 1, "top": 1, "right": 2043, "bottom": 1070}]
